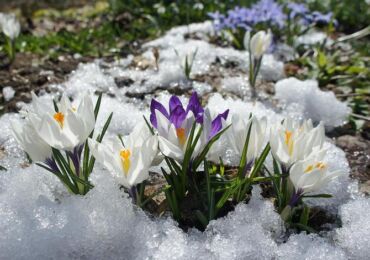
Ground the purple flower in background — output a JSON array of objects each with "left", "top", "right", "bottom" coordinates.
[
  {"left": 287, "top": 3, "right": 308, "bottom": 19},
  {"left": 309, "top": 11, "right": 338, "bottom": 26},
  {"left": 209, "top": 0, "right": 286, "bottom": 32},
  {"left": 208, "top": 11, "right": 226, "bottom": 31},
  {"left": 208, "top": 0, "right": 338, "bottom": 34}
]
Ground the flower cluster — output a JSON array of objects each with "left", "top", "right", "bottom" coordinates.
[
  {"left": 12, "top": 92, "right": 112, "bottom": 195},
  {"left": 13, "top": 91, "right": 343, "bottom": 230},
  {"left": 287, "top": 3, "right": 337, "bottom": 26},
  {"left": 209, "top": 0, "right": 286, "bottom": 31},
  {"left": 208, "top": 0, "right": 336, "bottom": 39}
]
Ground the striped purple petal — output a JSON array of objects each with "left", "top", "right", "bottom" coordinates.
[
  {"left": 150, "top": 99, "right": 170, "bottom": 128},
  {"left": 209, "top": 109, "right": 229, "bottom": 139},
  {"left": 186, "top": 92, "right": 204, "bottom": 123}
]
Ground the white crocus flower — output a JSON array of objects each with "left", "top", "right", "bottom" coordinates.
[
  {"left": 156, "top": 110, "right": 198, "bottom": 161},
  {"left": 11, "top": 118, "right": 52, "bottom": 162},
  {"left": 269, "top": 118, "right": 325, "bottom": 169},
  {"left": 0, "top": 13, "right": 20, "bottom": 40},
  {"left": 227, "top": 115, "right": 267, "bottom": 165},
  {"left": 289, "top": 150, "right": 342, "bottom": 194},
  {"left": 29, "top": 92, "right": 95, "bottom": 151},
  {"left": 88, "top": 126, "right": 158, "bottom": 188},
  {"left": 243, "top": 31, "right": 251, "bottom": 51},
  {"left": 250, "top": 30, "right": 272, "bottom": 59}
]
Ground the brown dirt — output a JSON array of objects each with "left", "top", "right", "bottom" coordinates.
[{"left": 0, "top": 52, "right": 94, "bottom": 114}]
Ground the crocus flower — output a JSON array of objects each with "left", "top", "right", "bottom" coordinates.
[
  {"left": 250, "top": 30, "right": 272, "bottom": 59},
  {"left": 269, "top": 118, "right": 325, "bottom": 169},
  {"left": 227, "top": 115, "right": 267, "bottom": 166},
  {"left": 11, "top": 118, "right": 52, "bottom": 162},
  {"left": 88, "top": 125, "right": 158, "bottom": 188},
  {"left": 0, "top": 13, "right": 20, "bottom": 40},
  {"left": 202, "top": 108, "right": 229, "bottom": 142},
  {"left": 289, "top": 149, "right": 342, "bottom": 196},
  {"left": 150, "top": 93, "right": 228, "bottom": 161},
  {"left": 28, "top": 92, "right": 95, "bottom": 151}
]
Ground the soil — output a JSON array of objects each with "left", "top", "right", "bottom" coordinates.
[{"left": 0, "top": 52, "right": 94, "bottom": 114}]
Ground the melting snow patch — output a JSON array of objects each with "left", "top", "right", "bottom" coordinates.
[
  {"left": 335, "top": 197, "right": 370, "bottom": 260},
  {"left": 275, "top": 77, "right": 350, "bottom": 128}
]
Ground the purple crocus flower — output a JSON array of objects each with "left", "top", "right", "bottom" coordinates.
[
  {"left": 150, "top": 92, "right": 204, "bottom": 129},
  {"left": 209, "top": 109, "right": 229, "bottom": 140}
]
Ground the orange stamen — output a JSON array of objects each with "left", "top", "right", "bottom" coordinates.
[
  {"left": 120, "top": 149, "right": 131, "bottom": 176},
  {"left": 176, "top": 128, "right": 186, "bottom": 146},
  {"left": 53, "top": 112, "right": 65, "bottom": 128}
]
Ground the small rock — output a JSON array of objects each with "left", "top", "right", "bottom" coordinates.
[{"left": 114, "top": 76, "right": 134, "bottom": 88}]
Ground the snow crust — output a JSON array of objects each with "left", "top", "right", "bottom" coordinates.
[
  {"left": 275, "top": 77, "right": 350, "bottom": 128},
  {"left": 0, "top": 22, "right": 362, "bottom": 259}
]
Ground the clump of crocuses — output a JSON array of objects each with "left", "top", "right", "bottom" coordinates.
[
  {"left": 12, "top": 92, "right": 112, "bottom": 195},
  {"left": 13, "top": 91, "right": 344, "bottom": 231}
]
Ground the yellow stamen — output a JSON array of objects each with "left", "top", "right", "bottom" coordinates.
[
  {"left": 176, "top": 128, "right": 186, "bottom": 146},
  {"left": 53, "top": 112, "right": 65, "bottom": 128},
  {"left": 284, "top": 130, "right": 294, "bottom": 155},
  {"left": 315, "top": 162, "right": 326, "bottom": 170},
  {"left": 304, "top": 164, "right": 314, "bottom": 173},
  {"left": 72, "top": 107, "right": 77, "bottom": 112},
  {"left": 120, "top": 149, "right": 131, "bottom": 176}
]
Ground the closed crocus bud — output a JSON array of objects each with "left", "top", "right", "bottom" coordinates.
[
  {"left": 29, "top": 92, "right": 95, "bottom": 151},
  {"left": 88, "top": 128, "right": 158, "bottom": 188},
  {"left": 227, "top": 114, "right": 267, "bottom": 165},
  {"left": 11, "top": 118, "right": 52, "bottom": 162},
  {"left": 269, "top": 118, "right": 325, "bottom": 169},
  {"left": 1, "top": 13, "right": 20, "bottom": 40},
  {"left": 289, "top": 150, "right": 342, "bottom": 194},
  {"left": 243, "top": 31, "right": 251, "bottom": 51},
  {"left": 250, "top": 30, "right": 272, "bottom": 59}
]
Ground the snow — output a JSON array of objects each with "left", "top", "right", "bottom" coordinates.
[
  {"left": 2, "top": 86, "right": 15, "bottom": 101},
  {"left": 295, "top": 31, "right": 333, "bottom": 46},
  {"left": 0, "top": 22, "right": 363, "bottom": 259},
  {"left": 275, "top": 77, "right": 350, "bottom": 128},
  {"left": 335, "top": 197, "right": 370, "bottom": 260}
]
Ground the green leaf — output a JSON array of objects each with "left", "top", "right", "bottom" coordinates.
[
  {"left": 299, "top": 205, "right": 310, "bottom": 226},
  {"left": 94, "top": 92, "right": 103, "bottom": 120},
  {"left": 0, "top": 165, "right": 7, "bottom": 171},
  {"left": 143, "top": 115, "right": 155, "bottom": 135},
  {"left": 195, "top": 210, "right": 209, "bottom": 228},
  {"left": 193, "top": 125, "right": 231, "bottom": 170},
  {"left": 317, "top": 51, "right": 327, "bottom": 68},
  {"left": 249, "top": 143, "right": 270, "bottom": 179},
  {"left": 237, "top": 122, "right": 253, "bottom": 179}
]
